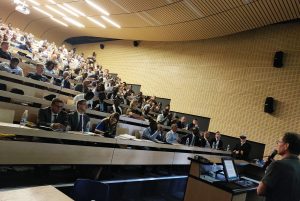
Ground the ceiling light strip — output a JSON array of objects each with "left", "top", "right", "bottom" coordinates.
[
  {"left": 85, "top": 0, "right": 110, "bottom": 16},
  {"left": 87, "top": 17, "right": 106, "bottom": 28},
  {"left": 51, "top": 17, "right": 68, "bottom": 27},
  {"left": 63, "top": 17, "right": 85, "bottom": 28},
  {"left": 46, "top": 5, "right": 66, "bottom": 17},
  {"left": 57, "top": 4, "right": 79, "bottom": 17},
  {"left": 101, "top": 16, "right": 121, "bottom": 28},
  {"left": 33, "top": 6, "right": 53, "bottom": 17},
  {"left": 63, "top": 3, "right": 86, "bottom": 17}
]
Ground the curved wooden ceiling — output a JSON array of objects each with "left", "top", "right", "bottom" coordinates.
[{"left": 0, "top": 0, "right": 299, "bottom": 44}]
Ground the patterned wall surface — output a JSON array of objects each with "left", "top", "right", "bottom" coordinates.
[{"left": 75, "top": 22, "right": 300, "bottom": 154}]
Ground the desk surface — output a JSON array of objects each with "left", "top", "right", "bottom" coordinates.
[
  {"left": 0, "top": 185, "right": 73, "bottom": 201},
  {"left": 0, "top": 122, "right": 230, "bottom": 155}
]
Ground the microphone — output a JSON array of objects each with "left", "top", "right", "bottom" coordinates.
[{"left": 263, "top": 150, "right": 278, "bottom": 170}]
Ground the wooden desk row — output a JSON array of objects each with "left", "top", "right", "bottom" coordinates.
[{"left": 0, "top": 123, "right": 230, "bottom": 165}]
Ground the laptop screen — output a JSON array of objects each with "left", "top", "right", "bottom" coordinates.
[{"left": 222, "top": 159, "right": 239, "bottom": 181}]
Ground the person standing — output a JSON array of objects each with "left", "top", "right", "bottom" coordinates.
[{"left": 257, "top": 132, "right": 300, "bottom": 201}]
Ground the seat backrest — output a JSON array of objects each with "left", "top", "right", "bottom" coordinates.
[
  {"left": 0, "top": 83, "right": 7, "bottom": 91},
  {"left": 0, "top": 109, "right": 15, "bottom": 123},
  {"left": 116, "top": 127, "right": 129, "bottom": 136},
  {"left": 73, "top": 179, "right": 109, "bottom": 201},
  {"left": 10, "top": 88, "right": 24, "bottom": 95}
]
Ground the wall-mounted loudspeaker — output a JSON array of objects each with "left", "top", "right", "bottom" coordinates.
[
  {"left": 273, "top": 51, "right": 283, "bottom": 68},
  {"left": 264, "top": 97, "right": 274, "bottom": 114},
  {"left": 133, "top": 41, "right": 139, "bottom": 47},
  {"left": 100, "top": 44, "right": 105, "bottom": 49}
]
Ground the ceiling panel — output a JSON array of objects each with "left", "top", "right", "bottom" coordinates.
[{"left": 0, "top": 0, "right": 299, "bottom": 44}]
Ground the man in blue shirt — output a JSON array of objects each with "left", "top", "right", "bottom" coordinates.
[
  {"left": 142, "top": 121, "right": 163, "bottom": 142},
  {"left": 0, "top": 57, "right": 23, "bottom": 76},
  {"left": 166, "top": 124, "right": 179, "bottom": 144}
]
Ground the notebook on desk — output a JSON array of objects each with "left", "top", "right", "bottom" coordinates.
[{"left": 221, "top": 158, "right": 257, "bottom": 188}]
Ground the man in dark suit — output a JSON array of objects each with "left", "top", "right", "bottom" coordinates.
[
  {"left": 232, "top": 135, "right": 252, "bottom": 160},
  {"left": 68, "top": 99, "right": 90, "bottom": 132},
  {"left": 210, "top": 131, "right": 224, "bottom": 150},
  {"left": 37, "top": 98, "right": 68, "bottom": 130}
]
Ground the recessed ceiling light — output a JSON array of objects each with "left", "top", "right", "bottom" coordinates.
[
  {"left": 27, "top": 0, "right": 40, "bottom": 6},
  {"left": 87, "top": 17, "right": 106, "bottom": 28},
  {"left": 46, "top": 5, "right": 66, "bottom": 17},
  {"left": 33, "top": 6, "right": 53, "bottom": 18},
  {"left": 63, "top": 17, "right": 85, "bottom": 28},
  {"left": 51, "top": 17, "right": 68, "bottom": 27},
  {"left": 85, "top": 0, "right": 110, "bottom": 16},
  {"left": 63, "top": 3, "right": 86, "bottom": 17},
  {"left": 101, "top": 16, "right": 121, "bottom": 28},
  {"left": 57, "top": 4, "right": 79, "bottom": 17}
]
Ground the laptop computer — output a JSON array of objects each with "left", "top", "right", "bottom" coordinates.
[{"left": 221, "top": 158, "right": 257, "bottom": 188}]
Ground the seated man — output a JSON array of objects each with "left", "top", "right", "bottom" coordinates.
[
  {"left": 0, "top": 57, "right": 23, "bottom": 76},
  {"left": 60, "top": 71, "right": 72, "bottom": 89},
  {"left": 187, "top": 119, "right": 199, "bottom": 130},
  {"left": 0, "top": 41, "right": 12, "bottom": 60},
  {"left": 126, "top": 99, "right": 145, "bottom": 120},
  {"left": 26, "top": 63, "right": 49, "bottom": 82},
  {"left": 232, "top": 135, "right": 251, "bottom": 160},
  {"left": 166, "top": 124, "right": 179, "bottom": 144},
  {"left": 68, "top": 99, "right": 90, "bottom": 132},
  {"left": 142, "top": 121, "right": 163, "bottom": 142},
  {"left": 157, "top": 109, "right": 172, "bottom": 126},
  {"left": 95, "top": 113, "right": 120, "bottom": 138},
  {"left": 73, "top": 91, "right": 94, "bottom": 109},
  {"left": 199, "top": 131, "right": 211, "bottom": 148},
  {"left": 37, "top": 98, "right": 68, "bottom": 131},
  {"left": 210, "top": 131, "right": 224, "bottom": 150},
  {"left": 176, "top": 116, "right": 187, "bottom": 129},
  {"left": 180, "top": 127, "right": 199, "bottom": 146}
]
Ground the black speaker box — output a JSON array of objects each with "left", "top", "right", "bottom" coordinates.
[
  {"left": 264, "top": 97, "right": 274, "bottom": 113},
  {"left": 133, "top": 41, "right": 139, "bottom": 47},
  {"left": 273, "top": 51, "right": 283, "bottom": 68}
]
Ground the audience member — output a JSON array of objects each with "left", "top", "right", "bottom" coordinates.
[
  {"left": 0, "top": 57, "right": 23, "bottom": 76},
  {"left": 176, "top": 116, "right": 187, "bottom": 129},
  {"left": 199, "top": 131, "right": 211, "bottom": 148},
  {"left": 232, "top": 135, "right": 251, "bottom": 160},
  {"left": 26, "top": 64, "right": 49, "bottom": 82},
  {"left": 157, "top": 109, "right": 172, "bottom": 126},
  {"left": 210, "top": 131, "right": 223, "bottom": 150},
  {"left": 0, "top": 41, "right": 12, "bottom": 60},
  {"left": 61, "top": 71, "right": 72, "bottom": 89},
  {"left": 68, "top": 99, "right": 90, "bottom": 132},
  {"left": 142, "top": 121, "right": 164, "bottom": 142},
  {"left": 73, "top": 91, "right": 94, "bottom": 109},
  {"left": 112, "top": 97, "right": 123, "bottom": 115},
  {"left": 37, "top": 98, "right": 68, "bottom": 130},
  {"left": 126, "top": 99, "right": 145, "bottom": 120},
  {"left": 166, "top": 124, "right": 179, "bottom": 144},
  {"left": 95, "top": 113, "right": 120, "bottom": 138}
]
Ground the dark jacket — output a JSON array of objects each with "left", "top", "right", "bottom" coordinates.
[
  {"left": 68, "top": 111, "right": 90, "bottom": 132},
  {"left": 0, "top": 49, "right": 12, "bottom": 60},
  {"left": 37, "top": 107, "right": 68, "bottom": 127},
  {"left": 210, "top": 138, "right": 224, "bottom": 150},
  {"left": 233, "top": 142, "right": 252, "bottom": 160},
  {"left": 26, "top": 72, "right": 49, "bottom": 82}
]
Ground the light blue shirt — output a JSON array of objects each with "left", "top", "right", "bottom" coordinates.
[
  {"left": 0, "top": 62, "right": 23, "bottom": 76},
  {"left": 142, "top": 127, "right": 163, "bottom": 141},
  {"left": 166, "top": 130, "right": 178, "bottom": 144}
]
